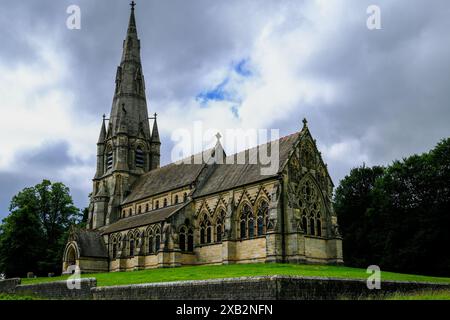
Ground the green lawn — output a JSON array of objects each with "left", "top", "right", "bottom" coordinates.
[
  {"left": 20, "top": 263, "right": 450, "bottom": 287},
  {"left": 0, "top": 293, "right": 41, "bottom": 300},
  {"left": 386, "top": 290, "right": 450, "bottom": 300}
]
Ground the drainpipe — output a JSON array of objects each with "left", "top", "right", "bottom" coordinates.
[{"left": 279, "top": 174, "right": 286, "bottom": 263}]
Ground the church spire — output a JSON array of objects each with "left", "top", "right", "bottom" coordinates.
[
  {"left": 151, "top": 113, "right": 160, "bottom": 144},
  {"left": 150, "top": 114, "right": 161, "bottom": 170},
  {"left": 109, "top": 2, "right": 150, "bottom": 138},
  {"left": 121, "top": 1, "right": 140, "bottom": 63},
  {"left": 97, "top": 115, "right": 106, "bottom": 144}
]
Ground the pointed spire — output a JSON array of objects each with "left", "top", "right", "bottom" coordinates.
[
  {"left": 128, "top": 1, "right": 137, "bottom": 35},
  {"left": 121, "top": 2, "right": 140, "bottom": 63},
  {"left": 97, "top": 115, "right": 107, "bottom": 144},
  {"left": 151, "top": 113, "right": 160, "bottom": 144}
]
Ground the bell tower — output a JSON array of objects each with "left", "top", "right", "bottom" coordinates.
[{"left": 88, "top": 2, "right": 161, "bottom": 229}]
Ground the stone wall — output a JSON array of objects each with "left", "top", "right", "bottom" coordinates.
[
  {"left": 0, "top": 278, "right": 21, "bottom": 294},
  {"left": 3, "top": 276, "right": 450, "bottom": 300},
  {"left": 91, "top": 276, "right": 450, "bottom": 300},
  {"left": 4, "top": 278, "right": 96, "bottom": 300}
]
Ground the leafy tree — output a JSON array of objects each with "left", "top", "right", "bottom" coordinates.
[
  {"left": 0, "top": 208, "right": 43, "bottom": 277},
  {"left": 0, "top": 180, "right": 82, "bottom": 277},
  {"left": 334, "top": 165, "right": 385, "bottom": 267},
  {"left": 335, "top": 138, "right": 450, "bottom": 276}
]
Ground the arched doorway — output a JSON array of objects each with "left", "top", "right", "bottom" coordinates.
[{"left": 67, "top": 246, "right": 77, "bottom": 267}]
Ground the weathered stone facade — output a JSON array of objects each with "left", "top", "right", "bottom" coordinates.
[{"left": 62, "top": 5, "right": 343, "bottom": 274}]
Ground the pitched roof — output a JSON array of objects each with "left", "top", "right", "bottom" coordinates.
[
  {"left": 101, "top": 202, "right": 187, "bottom": 234},
  {"left": 74, "top": 229, "right": 108, "bottom": 258},
  {"left": 122, "top": 148, "right": 215, "bottom": 205},
  {"left": 194, "top": 132, "right": 300, "bottom": 197}
]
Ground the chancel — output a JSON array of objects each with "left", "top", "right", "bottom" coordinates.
[{"left": 62, "top": 3, "right": 343, "bottom": 273}]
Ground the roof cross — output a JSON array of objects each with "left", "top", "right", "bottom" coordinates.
[{"left": 130, "top": 1, "right": 136, "bottom": 10}]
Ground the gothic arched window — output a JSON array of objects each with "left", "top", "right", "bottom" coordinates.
[
  {"left": 163, "top": 198, "right": 168, "bottom": 207},
  {"left": 147, "top": 228, "right": 154, "bottom": 254},
  {"left": 309, "top": 216, "right": 315, "bottom": 236},
  {"left": 135, "top": 147, "right": 144, "bottom": 168},
  {"left": 257, "top": 201, "right": 269, "bottom": 236},
  {"left": 215, "top": 210, "right": 225, "bottom": 243},
  {"left": 111, "top": 236, "right": 117, "bottom": 259},
  {"left": 155, "top": 227, "right": 161, "bottom": 252},
  {"left": 187, "top": 228, "right": 194, "bottom": 252},
  {"left": 179, "top": 227, "right": 187, "bottom": 251},
  {"left": 200, "top": 214, "right": 212, "bottom": 245},
  {"left": 299, "top": 178, "right": 324, "bottom": 237},
  {"left": 183, "top": 192, "right": 188, "bottom": 202},
  {"left": 317, "top": 214, "right": 322, "bottom": 237},
  {"left": 240, "top": 204, "right": 254, "bottom": 239},
  {"left": 302, "top": 215, "right": 308, "bottom": 233},
  {"left": 155, "top": 200, "right": 159, "bottom": 209},
  {"left": 174, "top": 195, "right": 179, "bottom": 204},
  {"left": 129, "top": 238, "right": 135, "bottom": 257},
  {"left": 248, "top": 215, "right": 255, "bottom": 238}
]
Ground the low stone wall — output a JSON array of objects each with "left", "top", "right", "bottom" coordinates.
[
  {"left": 0, "top": 278, "right": 21, "bottom": 294},
  {"left": 2, "top": 275, "right": 450, "bottom": 300},
  {"left": 1, "top": 278, "right": 96, "bottom": 300},
  {"left": 91, "top": 276, "right": 450, "bottom": 300}
]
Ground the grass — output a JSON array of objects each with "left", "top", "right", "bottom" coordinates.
[
  {"left": 386, "top": 289, "right": 450, "bottom": 300},
  {"left": 0, "top": 293, "right": 42, "bottom": 300},
  {"left": 20, "top": 263, "right": 450, "bottom": 287}
]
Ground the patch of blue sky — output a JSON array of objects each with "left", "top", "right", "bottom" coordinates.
[
  {"left": 196, "top": 77, "right": 229, "bottom": 104},
  {"left": 196, "top": 58, "right": 252, "bottom": 108},
  {"left": 233, "top": 58, "right": 252, "bottom": 77}
]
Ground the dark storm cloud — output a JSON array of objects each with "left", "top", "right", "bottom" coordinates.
[
  {"left": 294, "top": 1, "right": 450, "bottom": 172},
  {"left": 0, "top": 141, "right": 93, "bottom": 217},
  {"left": 1, "top": 0, "right": 450, "bottom": 218},
  {"left": 14, "top": 141, "right": 82, "bottom": 171}
]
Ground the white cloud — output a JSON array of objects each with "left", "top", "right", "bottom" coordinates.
[{"left": 0, "top": 36, "right": 98, "bottom": 170}]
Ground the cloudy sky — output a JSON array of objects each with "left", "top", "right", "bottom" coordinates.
[{"left": 0, "top": 0, "right": 449, "bottom": 218}]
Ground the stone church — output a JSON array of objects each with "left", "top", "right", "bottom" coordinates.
[{"left": 62, "top": 4, "right": 343, "bottom": 273}]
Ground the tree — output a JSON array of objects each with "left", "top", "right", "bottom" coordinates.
[
  {"left": 334, "top": 138, "right": 450, "bottom": 276},
  {"left": 334, "top": 165, "right": 385, "bottom": 267},
  {"left": 0, "top": 180, "right": 82, "bottom": 277},
  {"left": 0, "top": 208, "right": 43, "bottom": 277}
]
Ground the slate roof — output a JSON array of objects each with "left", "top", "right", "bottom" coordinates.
[
  {"left": 74, "top": 229, "right": 108, "bottom": 258},
  {"left": 121, "top": 132, "right": 300, "bottom": 206},
  {"left": 194, "top": 132, "right": 300, "bottom": 197},
  {"left": 122, "top": 149, "right": 215, "bottom": 205},
  {"left": 101, "top": 202, "right": 187, "bottom": 234}
]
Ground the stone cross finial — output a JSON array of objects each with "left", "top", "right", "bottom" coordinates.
[
  {"left": 302, "top": 118, "right": 308, "bottom": 127},
  {"left": 130, "top": 1, "right": 136, "bottom": 10},
  {"left": 215, "top": 132, "right": 222, "bottom": 142}
]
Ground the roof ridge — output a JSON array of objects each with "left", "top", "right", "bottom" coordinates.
[{"left": 225, "top": 130, "right": 300, "bottom": 159}]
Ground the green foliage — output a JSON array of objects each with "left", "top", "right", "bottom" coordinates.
[
  {"left": 0, "top": 180, "right": 82, "bottom": 277},
  {"left": 335, "top": 138, "right": 450, "bottom": 276},
  {"left": 385, "top": 289, "right": 450, "bottom": 300},
  {"left": 0, "top": 293, "right": 42, "bottom": 300}
]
